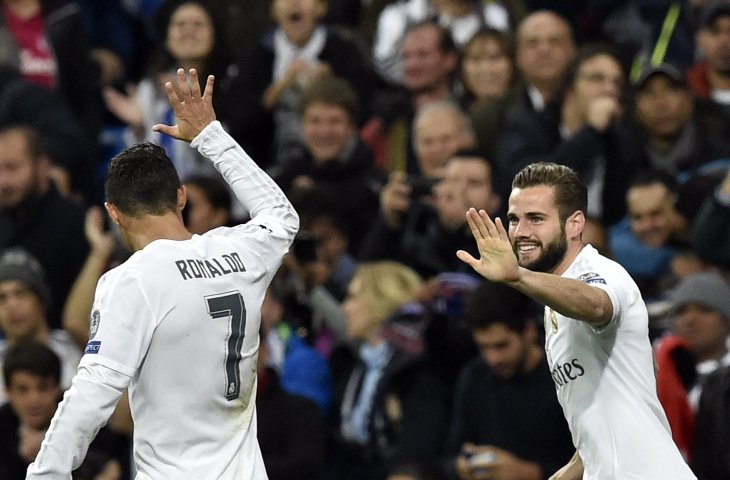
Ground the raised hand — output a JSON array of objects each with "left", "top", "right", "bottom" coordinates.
[
  {"left": 85, "top": 206, "right": 116, "bottom": 259},
  {"left": 152, "top": 68, "right": 216, "bottom": 142},
  {"left": 585, "top": 96, "right": 621, "bottom": 132},
  {"left": 456, "top": 208, "right": 520, "bottom": 283},
  {"left": 380, "top": 172, "right": 412, "bottom": 228},
  {"left": 103, "top": 83, "right": 143, "bottom": 128}
]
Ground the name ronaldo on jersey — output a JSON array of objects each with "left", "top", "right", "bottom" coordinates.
[{"left": 174, "top": 252, "right": 246, "bottom": 280}]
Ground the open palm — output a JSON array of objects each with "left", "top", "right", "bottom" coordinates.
[
  {"left": 456, "top": 208, "right": 520, "bottom": 283},
  {"left": 153, "top": 68, "right": 216, "bottom": 142}
]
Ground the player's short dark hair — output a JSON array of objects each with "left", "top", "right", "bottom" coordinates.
[
  {"left": 3, "top": 340, "right": 61, "bottom": 388},
  {"left": 464, "top": 280, "right": 533, "bottom": 332},
  {"left": 512, "top": 162, "right": 587, "bottom": 223},
  {"left": 300, "top": 76, "right": 359, "bottom": 124},
  {"left": 105, "top": 142, "right": 181, "bottom": 217}
]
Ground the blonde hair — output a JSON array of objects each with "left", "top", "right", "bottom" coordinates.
[{"left": 353, "top": 261, "right": 424, "bottom": 325}]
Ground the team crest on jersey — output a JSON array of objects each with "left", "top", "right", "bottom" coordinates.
[
  {"left": 89, "top": 310, "right": 101, "bottom": 339},
  {"left": 548, "top": 309, "right": 559, "bottom": 333},
  {"left": 578, "top": 272, "right": 606, "bottom": 285}
]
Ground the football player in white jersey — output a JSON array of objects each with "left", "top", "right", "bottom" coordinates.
[
  {"left": 457, "top": 162, "right": 696, "bottom": 480},
  {"left": 25, "top": 68, "right": 298, "bottom": 479}
]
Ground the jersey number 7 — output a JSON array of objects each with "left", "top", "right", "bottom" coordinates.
[{"left": 206, "top": 292, "right": 247, "bottom": 401}]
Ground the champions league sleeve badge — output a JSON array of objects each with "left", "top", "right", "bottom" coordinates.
[
  {"left": 578, "top": 272, "right": 606, "bottom": 285},
  {"left": 85, "top": 310, "right": 102, "bottom": 354},
  {"left": 89, "top": 310, "right": 101, "bottom": 339}
]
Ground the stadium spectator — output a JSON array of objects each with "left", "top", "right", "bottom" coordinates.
[
  {"left": 0, "top": 126, "right": 89, "bottom": 328},
  {"left": 0, "top": 248, "right": 81, "bottom": 404}
]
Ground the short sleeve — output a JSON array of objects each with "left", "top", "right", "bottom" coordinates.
[
  {"left": 79, "top": 269, "right": 156, "bottom": 377},
  {"left": 575, "top": 270, "right": 624, "bottom": 332}
]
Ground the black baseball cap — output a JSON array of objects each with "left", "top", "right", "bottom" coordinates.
[{"left": 633, "top": 63, "right": 686, "bottom": 90}]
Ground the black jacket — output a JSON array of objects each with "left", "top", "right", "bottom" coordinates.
[
  {"left": 360, "top": 202, "right": 480, "bottom": 279},
  {"left": 257, "top": 369, "right": 327, "bottom": 480},
  {"left": 691, "top": 366, "right": 730, "bottom": 480},
  {"left": 0, "top": 402, "right": 129, "bottom": 480},
  {"left": 0, "top": 185, "right": 88, "bottom": 328},
  {"left": 444, "top": 355, "right": 575, "bottom": 479},
  {"left": 272, "top": 138, "right": 386, "bottom": 253},
  {"left": 327, "top": 332, "right": 450, "bottom": 480}
]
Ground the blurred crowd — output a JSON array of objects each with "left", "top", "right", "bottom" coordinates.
[{"left": 1, "top": 0, "right": 730, "bottom": 479}]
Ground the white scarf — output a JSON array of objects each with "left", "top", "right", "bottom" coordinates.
[{"left": 272, "top": 26, "right": 327, "bottom": 82}]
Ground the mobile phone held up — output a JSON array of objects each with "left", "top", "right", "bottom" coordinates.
[{"left": 405, "top": 175, "right": 440, "bottom": 198}]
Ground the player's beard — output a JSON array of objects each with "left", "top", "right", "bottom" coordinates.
[{"left": 512, "top": 223, "right": 568, "bottom": 273}]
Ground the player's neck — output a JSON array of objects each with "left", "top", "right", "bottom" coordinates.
[
  {"left": 123, "top": 213, "right": 193, "bottom": 251},
  {"left": 550, "top": 242, "right": 585, "bottom": 277}
]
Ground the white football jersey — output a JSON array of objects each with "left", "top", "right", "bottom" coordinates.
[
  {"left": 544, "top": 245, "right": 695, "bottom": 480},
  {"left": 27, "top": 122, "right": 298, "bottom": 479}
]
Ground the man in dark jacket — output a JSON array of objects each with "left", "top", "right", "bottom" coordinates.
[
  {"left": 0, "top": 125, "right": 88, "bottom": 328},
  {"left": 360, "top": 150, "right": 500, "bottom": 279},
  {"left": 444, "top": 281, "right": 574, "bottom": 480},
  {"left": 0, "top": 67, "right": 96, "bottom": 199}
]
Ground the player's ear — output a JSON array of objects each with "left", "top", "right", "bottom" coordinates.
[
  {"left": 566, "top": 210, "right": 585, "bottom": 240},
  {"left": 105, "top": 202, "right": 121, "bottom": 226},
  {"left": 177, "top": 185, "right": 187, "bottom": 211}
]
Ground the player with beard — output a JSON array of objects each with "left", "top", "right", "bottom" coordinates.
[{"left": 457, "top": 162, "right": 695, "bottom": 480}]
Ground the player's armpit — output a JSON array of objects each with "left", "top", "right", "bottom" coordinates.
[{"left": 548, "top": 450, "right": 583, "bottom": 480}]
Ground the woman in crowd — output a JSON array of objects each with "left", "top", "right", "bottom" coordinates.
[
  {"left": 325, "top": 261, "right": 450, "bottom": 480},
  {"left": 103, "top": 0, "right": 233, "bottom": 181},
  {"left": 459, "top": 28, "right": 516, "bottom": 111}
]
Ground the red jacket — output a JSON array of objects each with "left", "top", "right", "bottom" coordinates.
[
  {"left": 687, "top": 61, "right": 713, "bottom": 99},
  {"left": 655, "top": 335, "right": 695, "bottom": 460}
]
